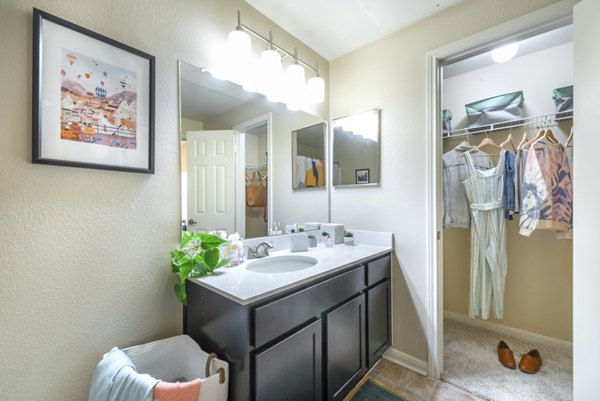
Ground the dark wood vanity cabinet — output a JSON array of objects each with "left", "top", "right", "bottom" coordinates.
[{"left": 184, "top": 252, "right": 391, "bottom": 401}]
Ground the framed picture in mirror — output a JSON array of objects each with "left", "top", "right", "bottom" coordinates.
[{"left": 355, "top": 168, "right": 370, "bottom": 184}]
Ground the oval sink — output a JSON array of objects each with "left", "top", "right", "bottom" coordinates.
[{"left": 246, "top": 255, "right": 318, "bottom": 273}]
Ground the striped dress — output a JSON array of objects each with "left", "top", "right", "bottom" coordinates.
[{"left": 463, "top": 150, "right": 508, "bottom": 320}]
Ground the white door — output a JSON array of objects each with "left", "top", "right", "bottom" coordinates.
[
  {"left": 573, "top": 1, "right": 600, "bottom": 399},
  {"left": 186, "top": 130, "right": 236, "bottom": 234}
]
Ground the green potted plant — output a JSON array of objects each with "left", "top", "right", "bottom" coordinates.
[
  {"left": 344, "top": 230, "right": 355, "bottom": 246},
  {"left": 170, "top": 231, "right": 229, "bottom": 305}
]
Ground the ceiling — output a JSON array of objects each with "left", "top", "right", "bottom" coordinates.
[{"left": 245, "top": 0, "right": 463, "bottom": 60}]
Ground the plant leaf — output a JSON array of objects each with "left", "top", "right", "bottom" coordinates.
[
  {"left": 174, "top": 283, "right": 187, "bottom": 305},
  {"left": 204, "top": 248, "right": 220, "bottom": 269}
]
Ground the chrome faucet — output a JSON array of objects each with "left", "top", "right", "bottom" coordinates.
[{"left": 246, "top": 241, "right": 273, "bottom": 259}]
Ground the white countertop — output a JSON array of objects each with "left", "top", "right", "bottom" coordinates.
[{"left": 190, "top": 243, "right": 392, "bottom": 305}]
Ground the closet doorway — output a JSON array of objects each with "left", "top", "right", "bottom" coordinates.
[{"left": 425, "top": 2, "right": 576, "bottom": 400}]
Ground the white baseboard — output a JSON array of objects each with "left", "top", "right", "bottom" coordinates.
[
  {"left": 382, "top": 347, "right": 428, "bottom": 376},
  {"left": 444, "top": 310, "right": 573, "bottom": 350}
]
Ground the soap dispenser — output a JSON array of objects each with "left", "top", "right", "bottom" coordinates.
[{"left": 322, "top": 232, "right": 333, "bottom": 248}]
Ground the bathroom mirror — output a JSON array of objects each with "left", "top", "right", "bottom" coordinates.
[
  {"left": 332, "top": 109, "right": 380, "bottom": 186},
  {"left": 292, "top": 122, "right": 327, "bottom": 190},
  {"left": 179, "top": 60, "right": 329, "bottom": 239}
]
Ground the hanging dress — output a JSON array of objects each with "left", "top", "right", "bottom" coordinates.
[{"left": 463, "top": 150, "right": 508, "bottom": 320}]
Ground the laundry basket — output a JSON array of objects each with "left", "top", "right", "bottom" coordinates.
[{"left": 123, "top": 335, "right": 228, "bottom": 401}]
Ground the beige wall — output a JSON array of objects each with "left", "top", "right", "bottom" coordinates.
[
  {"left": 442, "top": 41, "right": 573, "bottom": 341},
  {"left": 329, "top": 0, "right": 561, "bottom": 363},
  {"left": 181, "top": 117, "right": 204, "bottom": 138},
  {"left": 0, "top": 1, "right": 327, "bottom": 400}
]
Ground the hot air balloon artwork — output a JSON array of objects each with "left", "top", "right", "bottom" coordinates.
[
  {"left": 36, "top": 8, "right": 154, "bottom": 171},
  {"left": 59, "top": 47, "right": 139, "bottom": 150}
]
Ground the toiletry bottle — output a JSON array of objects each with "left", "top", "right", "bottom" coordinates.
[{"left": 225, "top": 233, "right": 242, "bottom": 266}]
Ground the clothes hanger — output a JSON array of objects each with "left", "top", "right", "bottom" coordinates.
[
  {"left": 565, "top": 126, "right": 574, "bottom": 147},
  {"left": 517, "top": 131, "right": 529, "bottom": 151},
  {"left": 469, "top": 135, "right": 502, "bottom": 152},
  {"left": 500, "top": 131, "right": 516, "bottom": 152},
  {"left": 541, "top": 127, "right": 560, "bottom": 145}
]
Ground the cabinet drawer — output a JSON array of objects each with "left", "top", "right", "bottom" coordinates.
[
  {"left": 366, "top": 255, "right": 390, "bottom": 286},
  {"left": 253, "top": 266, "right": 364, "bottom": 348}
]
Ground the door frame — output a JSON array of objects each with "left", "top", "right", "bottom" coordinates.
[
  {"left": 425, "top": 1, "right": 576, "bottom": 379},
  {"left": 234, "top": 113, "right": 273, "bottom": 237}
]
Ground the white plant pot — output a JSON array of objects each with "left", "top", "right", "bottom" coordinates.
[{"left": 344, "top": 237, "right": 355, "bottom": 246}]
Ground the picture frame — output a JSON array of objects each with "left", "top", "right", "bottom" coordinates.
[
  {"left": 355, "top": 168, "right": 370, "bottom": 184},
  {"left": 32, "top": 8, "right": 155, "bottom": 173}
]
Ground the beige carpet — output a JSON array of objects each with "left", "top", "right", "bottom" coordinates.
[{"left": 442, "top": 318, "right": 572, "bottom": 401}]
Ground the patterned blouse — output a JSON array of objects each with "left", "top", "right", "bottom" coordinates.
[{"left": 519, "top": 140, "right": 573, "bottom": 238}]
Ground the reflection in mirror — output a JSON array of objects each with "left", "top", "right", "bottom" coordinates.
[
  {"left": 179, "top": 61, "right": 329, "bottom": 239},
  {"left": 332, "top": 109, "right": 380, "bottom": 186},
  {"left": 292, "top": 122, "right": 326, "bottom": 190}
]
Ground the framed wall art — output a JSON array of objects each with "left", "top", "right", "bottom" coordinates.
[
  {"left": 355, "top": 168, "right": 370, "bottom": 184},
  {"left": 32, "top": 8, "right": 155, "bottom": 173}
]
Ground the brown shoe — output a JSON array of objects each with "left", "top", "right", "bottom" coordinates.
[
  {"left": 497, "top": 340, "right": 516, "bottom": 369},
  {"left": 518, "top": 349, "right": 542, "bottom": 374}
]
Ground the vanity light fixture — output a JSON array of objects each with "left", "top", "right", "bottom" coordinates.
[
  {"left": 227, "top": 11, "right": 251, "bottom": 85},
  {"left": 222, "top": 11, "right": 325, "bottom": 107},
  {"left": 260, "top": 32, "right": 282, "bottom": 102},
  {"left": 307, "top": 63, "right": 325, "bottom": 104},
  {"left": 491, "top": 42, "right": 519, "bottom": 63},
  {"left": 285, "top": 49, "right": 306, "bottom": 111}
]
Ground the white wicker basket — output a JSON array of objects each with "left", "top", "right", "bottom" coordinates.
[{"left": 123, "top": 335, "right": 228, "bottom": 401}]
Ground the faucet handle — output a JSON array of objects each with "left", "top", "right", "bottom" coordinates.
[{"left": 244, "top": 245, "right": 257, "bottom": 259}]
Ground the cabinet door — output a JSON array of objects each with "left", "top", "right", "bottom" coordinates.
[
  {"left": 326, "top": 294, "right": 366, "bottom": 401},
  {"left": 254, "top": 319, "right": 322, "bottom": 401},
  {"left": 367, "top": 279, "right": 391, "bottom": 368}
]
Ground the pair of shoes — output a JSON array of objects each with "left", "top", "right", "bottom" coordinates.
[{"left": 496, "top": 341, "right": 542, "bottom": 374}]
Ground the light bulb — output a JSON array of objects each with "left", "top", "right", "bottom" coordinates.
[
  {"left": 260, "top": 49, "right": 282, "bottom": 101},
  {"left": 227, "top": 29, "right": 251, "bottom": 85},
  {"left": 491, "top": 43, "right": 519, "bottom": 63},
  {"left": 285, "top": 63, "right": 305, "bottom": 110},
  {"left": 307, "top": 76, "right": 325, "bottom": 104}
]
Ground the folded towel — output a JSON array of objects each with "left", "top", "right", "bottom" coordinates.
[
  {"left": 89, "top": 347, "right": 158, "bottom": 401},
  {"left": 153, "top": 378, "right": 201, "bottom": 401}
]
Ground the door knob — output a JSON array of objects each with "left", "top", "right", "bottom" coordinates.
[{"left": 188, "top": 218, "right": 197, "bottom": 225}]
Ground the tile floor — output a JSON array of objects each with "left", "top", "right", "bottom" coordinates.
[{"left": 364, "top": 359, "right": 487, "bottom": 401}]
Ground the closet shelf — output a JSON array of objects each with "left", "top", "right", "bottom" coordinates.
[
  {"left": 443, "top": 110, "right": 573, "bottom": 139},
  {"left": 245, "top": 163, "right": 268, "bottom": 170}
]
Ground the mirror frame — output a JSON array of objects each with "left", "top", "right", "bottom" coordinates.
[
  {"left": 291, "top": 122, "right": 328, "bottom": 191},
  {"left": 332, "top": 108, "right": 381, "bottom": 188}
]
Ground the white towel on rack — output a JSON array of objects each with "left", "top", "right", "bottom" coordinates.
[{"left": 297, "top": 156, "right": 308, "bottom": 188}]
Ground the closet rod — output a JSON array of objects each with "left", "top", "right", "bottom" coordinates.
[{"left": 443, "top": 110, "right": 573, "bottom": 139}]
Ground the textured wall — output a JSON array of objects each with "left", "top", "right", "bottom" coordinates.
[
  {"left": 0, "top": 1, "right": 327, "bottom": 400},
  {"left": 329, "top": 0, "right": 561, "bottom": 363}
]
